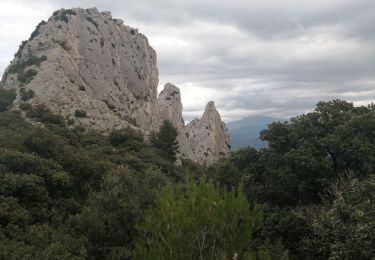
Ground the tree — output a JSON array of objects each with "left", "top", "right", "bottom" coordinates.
[
  {"left": 0, "top": 89, "right": 16, "bottom": 112},
  {"left": 297, "top": 174, "right": 375, "bottom": 259},
  {"left": 133, "top": 178, "right": 271, "bottom": 259},
  {"left": 151, "top": 120, "right": 179, "bottom": 162}
]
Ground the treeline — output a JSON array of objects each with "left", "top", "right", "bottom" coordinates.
[{"left": 0, "top": 89, "right": 374, "bottom": 259}]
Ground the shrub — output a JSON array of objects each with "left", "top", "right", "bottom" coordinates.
[
  {"left": 79, "top": 85, "right": 86, "bottom": 91},
  {"left": 20, "top": 88, "right": 35, "bottom": 101},
  {"left": 86, "top": 17, "right": 99, "bottom": 29},
  {"left": 109, "top": 128, "right": 143, "bottom": 148},
  {"left": 19, "top": 102, "right": 32, "bottom": 111},
  {"left": 66, "top": 118, "right": 75, "bottom": 126},
  {"left": 26, "top": 106, "right": 65, "bottom": 125},
  {"left": 14, "top": 40, "right": 28, "bottom": 59},
  {"left": 29, "top": 20, "right": 46, "bottom": 41},
  {"left": 18, "top": 69, "right": 38, "bottom": 84},
  {"left": 103, "top": 100, "right": 115, "bottom": 110},
  {"left": 0, "top": 89, "right": 16, "bottom": 111},
  {"left": 5, "top": 55, "right": 47, "bottom": 83},
  {"left": 54, "top": 9, "right": 77, "bottom": 23},
  {"left": 133, "top": 178, "right": 269, "bottom": 259},
  {"left": 74, "top": 110, "right": 87, "bottom": 118}
]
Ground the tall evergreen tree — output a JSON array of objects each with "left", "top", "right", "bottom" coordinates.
[{"left": 151, "top": 120, "right": 179, "bottom": 162}]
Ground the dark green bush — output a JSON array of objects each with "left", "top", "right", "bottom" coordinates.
[
  {"left": 109, "top": 128, "right": 144, "bottom": 148},
  {"left": 54, "top": 9, "right": 77, "bottom": 23},
  {"left": 26, "top": 106, "right": 65, "bottom": 125},
  {"left": 18, "top": 69, "right": 38, "bottom": 84},
  {"left": 79, "top": 85, "right": 86, "bottom": 91},
  {"left": 4, "top": 56, "right": 47, "bottom": 83},
  {"left": 19, "top": 102, "right": 32, "bottom": 111},
  {"left": 0, "top": 89, "right": 16, "bottom": 111},
  {"left": 14, "top": 40, "right": 28, "bottom": 59},
  {"left": 20, "top": 88, "right": 35, "bottom": 101},
  {"left": 29, "top": 20, "right": 46, "bottom": 41},
  {"left": 86, "top": 17, "right": 99, "bottom": 29},
  {"left": 74, "top": 110, "right": 87, "bottom": 118}
]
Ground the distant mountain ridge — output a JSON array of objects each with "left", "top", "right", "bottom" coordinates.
[{"left": 228, "top": 116, "right": 284, "bottom": 150}]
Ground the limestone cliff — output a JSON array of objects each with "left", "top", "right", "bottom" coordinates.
[
  {"left": 1, "top": 8, "right": 159, "bottom": 133},
  {"left": 0, "top": 8, "right": 230, "bottom": 164}
]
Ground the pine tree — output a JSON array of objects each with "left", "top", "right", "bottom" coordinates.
[{"left": 151, "top": 120, "right": 179, "bottom": 162}]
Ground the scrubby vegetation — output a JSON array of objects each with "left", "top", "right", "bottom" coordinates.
[
  {"left": 0, "top": 89, "right": 16, "bottom": 111},
  {"left": 75, "top": 110, "right": 87, "bottom": 118},
  {"left": 54, "top": 9, "right": 77, "bottom": 23},
  {"left": 86, "top": 17, "right": 99, "bottom": 29},
  {"left": 4, "top": 55, "right": 47, "bottom": 84},
  {"left": 0, "top": 91, "right": 374, "bottom": 259}
]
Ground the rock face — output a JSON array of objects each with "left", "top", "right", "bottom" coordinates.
[
  {"left": 0, "top": 8, "right": 230, "bottom": 164},
  {"left": 1, "top": 8, "right": 159, "bottom": 133},
  {"left": 185, "top": 101, "right": 231, "bottom": 165},
  {"left": 158, "top": 83, "right": 197, "bottom": 162}
]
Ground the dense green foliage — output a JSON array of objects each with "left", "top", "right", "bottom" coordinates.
[
  {"left": 298, "top": 174, "right": 375, "bottom": 259},
  {"left": 210, "top": 100, "right": 375, "bottom": 259},
  {"left": 0, "top": 98, "right": 191, "bottom": 259},
  {"left": 134, "top": 179, "right": 272, "bottom": 259},
  {"left": 0, "top": 91, "right": 374, "bottom": 259},
  {"left": 0, "top": 89, "right": 16, "bottom": 112},
  {"left": 4, "top": 55, "right": 47, "bottom": 84}
]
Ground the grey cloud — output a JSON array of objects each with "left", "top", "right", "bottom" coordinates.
[{"left": 2, "top": 0, "right": 375, "bottom": 121}]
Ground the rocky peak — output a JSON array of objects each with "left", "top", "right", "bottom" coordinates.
[
  {"left": 1, "top": 7, "right": 160, "bottom": 133},
  {"left": 0, "top": 7, "right": 230, "bottom": 165},
  {"left": 158, "top": 83, "right": 184, "bottom": 129},
  {"left": 184, "top": 101, "right": 231, "bottom": 165}
]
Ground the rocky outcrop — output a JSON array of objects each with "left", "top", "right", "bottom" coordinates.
[
  {"left": 0, "top": 7, "right": 230, "bottom": 164},
  {"left": 158, "top": 83, "right": 230, "bottom": 164},
  {"left": 185, "top": 101, "right": 231, "bottom": 165},
  {"left": 1, "top": 8, "right": 160, "bottom": 133},
  {"left": 158, "top": 83, "right": 197, "bottom": 161}
]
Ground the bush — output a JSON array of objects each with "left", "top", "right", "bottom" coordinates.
[
  {"left": 26, "top": 106, "right": 65, "bottom": 125},
  {"left": 133, "top": 178, "right": 270, "bottom": 259},
  {"left": 4, "top": 55, "right": 47, "bottom": 83},
  {"left": 20, "top": 88, "right": 35, "bottom": 101},
  {"left": 86, "top": 17, "right": 99, "bottom": 29},
  {"left": 54, "top": 9, "right": 76, "bottom": 23},
  {"left": 14, "top": 40, "right": 28, "bottom": 59},
  {"left": 79, "top": 85, "right": 86, "bottom": 91},
  {"left": 19, "top": 102, "right": 32, "bottom": 111},
  {"left": 18, "top": 69, "right": 38, "bottom": 84},
  {"left": 74, "top": 110, "right": 87, "bottom": 118},
  {"left": 0, "top": 89, "right": 16, "bottom": 111},
  {"left": 109, "top": 128, "right": 143, "bottom": 148}
]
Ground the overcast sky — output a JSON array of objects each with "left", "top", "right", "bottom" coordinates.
[{"left": 0, "top": 0, "right": 374, "bottom": 122}]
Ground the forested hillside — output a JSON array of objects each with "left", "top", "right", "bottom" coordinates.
[{"left": 1, "top": 89, "right": 375, "bottom": 259}]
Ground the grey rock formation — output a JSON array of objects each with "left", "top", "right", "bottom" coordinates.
[
  {"left": 158, "top": 83, "right": 230, "bottom": 164},
  {"left": 185, "top": 101, "right": 231, "bottom": 165},
  {"left": 158, "top": 83, "right": 196, "bottom": 161},
  {"left": 1, "top": 8, "right": 159, "bottom": 133},
  {"left": 0, "top": 7, "right": 230, "bottom": 164}
]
